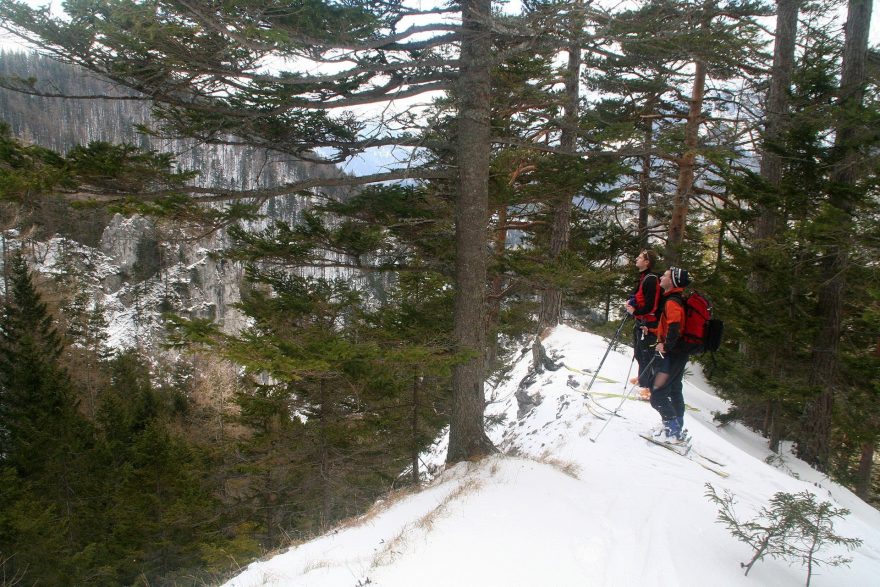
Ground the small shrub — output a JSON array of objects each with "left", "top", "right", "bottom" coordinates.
[{"left": 705, "top": 484, "right": 862, "bottom": 586}]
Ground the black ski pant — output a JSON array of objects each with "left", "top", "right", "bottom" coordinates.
[
  {"left": 633, "top": 321, "right": 658, "bottom": 387},
  {"left": 649, "top": 351, "right": 688, "bottom": 423}
]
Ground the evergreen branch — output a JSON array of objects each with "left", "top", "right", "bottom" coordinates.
[
  {"left": 60, "top": 168, "right": 453, "bottom": 204},
  {"left": 692, "top": 185, "right": 739, "bottom": 207},
  {"left": 0, "top": 77, "right": 148, "bottom": 100},
  {"left": 177, "top": 0, "right": 461, "bottom": 53},
  {"left": 492, "top": 137, "right": 637, "bottom": 158},
  {"left": 248, "top": 59, "right": 460, "bottom": 86}
]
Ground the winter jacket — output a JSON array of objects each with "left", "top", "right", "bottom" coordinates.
[
  {"left": 630, "top": 270, "right": 661, "bottom": 323},
  {"left": 651, "top": 287, "right": 686, "bottom": 352}
]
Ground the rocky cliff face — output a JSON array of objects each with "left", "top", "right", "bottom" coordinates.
[
  {"left": 19, "top": 191, "right": 312, "bottom": 352},
  {"left": 97, "top": 213, "right": 249, "bottom": 347}
]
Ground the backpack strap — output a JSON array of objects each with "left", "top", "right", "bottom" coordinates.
[{"left": 665, "top": 291, "right": 686, "bottom": 312}]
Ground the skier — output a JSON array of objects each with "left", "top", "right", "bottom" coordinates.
[
  {"left": 625, "top": 250, "right": 661, "bottom": 400},
  {"left": 643, "top": 266, "right": 691, "bottom": 443}
]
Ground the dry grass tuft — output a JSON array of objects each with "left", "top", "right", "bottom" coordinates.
[
  {"left": 302, "top": 559, "right": 333, "bottom": 573},
  {"left": 372, "top": 478, "right": 484, "bottom": 567},
  {"left": 535, "top": 455, "right": 582, "bottom": 479},
  {"left": 335, "top": 484, "right": 421, "bottom": 530}
]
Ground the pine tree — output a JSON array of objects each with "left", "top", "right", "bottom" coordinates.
[
  {"left": 165, "top": 245, "right": 460, "bottom": 543},
  {"left": 0, "top": 249, "right": 70, "bottom": 472},
  {"left": 799, "top": 0, "right": 875, "bottom": 471},
  {"left": 706, "top": 0, "right": 880, "bottom": 494},
  {"left": 0, "top": 250, "right": 93, "bottom": 583},
  {"left": 592, "top": 0, "right": 771, "bottom": 266},
  {"left": 75, "top": 350, "right": 229, "bottom": 585}
]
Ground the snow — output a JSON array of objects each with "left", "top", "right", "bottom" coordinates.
[{"left": 221, "top": 324, "right": 880, "bottom": 586}]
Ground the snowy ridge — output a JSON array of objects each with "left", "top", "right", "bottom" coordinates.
[{"left": 224, "top": 325, "right": 880, "bottom": 586}]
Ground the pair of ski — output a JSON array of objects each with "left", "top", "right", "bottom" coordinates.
[
  {"left": 638, "top": 433, "right": 729, "bottom": 478},
  {"left": 563, "top": 364, "right": 618, "bottom": 384}
]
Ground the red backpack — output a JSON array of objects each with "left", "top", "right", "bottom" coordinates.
[{"left": 671, "top": 291, "right": 724, "bottom": 354}]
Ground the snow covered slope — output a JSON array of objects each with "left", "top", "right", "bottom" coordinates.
[{"left": 222, "top": 325, "right": 880, "bottom": 587}]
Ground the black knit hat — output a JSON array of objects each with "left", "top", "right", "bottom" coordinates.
[{"left": 670, "top": 267, "right": 690, "bottom": 288}]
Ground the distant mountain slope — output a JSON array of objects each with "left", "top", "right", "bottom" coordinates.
[
  {"left": 0, "top": 50, "right": 344, "bottom": 192},
  {"left": 222, "top": 325, "right": 880, "bottom": 587}
]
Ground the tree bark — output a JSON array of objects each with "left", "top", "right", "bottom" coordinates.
[
  {"left": 752, "top": 0, "right": 800, "bottom": 246},
  {"left": 447, "top": 0, "right": 495, "bottom": 464},
  {"left": 319, "top": 377, "right": 332, "bottom": 526},
  {"left": 745, "top": 0, "right": 800, "bottom": 438},
  {"left": 665, "top": 59, "right": 706, "bottom": 266},
  {"left": 411, "top": 374, "right": 421, "bottom": 485},
  {"left": 799, "top": 0, "right": 872, "bottom": 471},
  {"left": 539, "top": 3, "right": 583, "bottom": 329},
  {"left": 487, "top": 203, "right": 508, "bottom": 369},
  {"left": 747, "top": 0, "right": 800, "bottom": 307},
  {"left": 856, "top": 441, "right": 874, "bottom": 500},
  {"left": 638, "top": 117, "right": 653, "bottom": 250},
  {"left": 768, "top": 401, "right": 782, "bottom": 453}
]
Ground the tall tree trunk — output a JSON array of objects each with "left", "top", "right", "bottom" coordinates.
[
  {"left": 539, "top": 3, "right": 582, "bottom": 329},
  {"left": 411, "top": 374, "right": 421, "bottom": 485},
  {"left": 638, "top": 116, "right": 654, "bottom": 250},
  {"left": 538, "top": 202, "right": 571, "bottom": 328},
  {"left": 448, "top": 0, "right": 495, "bottom": 463},
  {"left": 799, "top": 0, "right": 872, "bottom": 470},
  {"left": 856, "top": 441, "right": 874, "bottom": 500},
  {"left": 746, "top": 0, "right": 800, "bottom": 442},
  {"left": 767, "top": 401, "right": 782, "bottom": 453},
  {"left": 665, "top": 59, "right": 706, "bottom": 266},
  {"left": 715, "top": 210, "right": 726, "bottom": 272},
  {"left": 752, "top": 0, "right": 800, "bottom": 248},
  {"left": 319, "top": 378, "right": 332, "bottom": 526},
  {"left": 486, "top": 204, "right": 508, "bottom": 369}
]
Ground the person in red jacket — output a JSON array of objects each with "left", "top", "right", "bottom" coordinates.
[
  {"left": 643, "top": 266, "right": 690, "bottom": 443},
  {"left": 625, "top": 250, "right": 661, "bottom": 398}
]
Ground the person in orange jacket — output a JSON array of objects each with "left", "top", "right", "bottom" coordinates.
[{"left": 642, "top": 266, "right": 690, "bottom": 443}]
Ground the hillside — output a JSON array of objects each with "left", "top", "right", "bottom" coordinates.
[
  {"left": 1, "top": 51, "right": 361, "bottom": 350},
  {"left": 0, "top": 50, "right": 339, "bottom": 192},
  {"left": 221, "top": 325, "right": 880, "bottom": 587}
]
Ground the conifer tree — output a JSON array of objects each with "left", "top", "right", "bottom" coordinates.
[
  {"left": 533, "top": 0, "right": 585, "bottom": 329},
  {"left": 595, "top": 0, "right": 770, "bottom": 266},
  {"left": 0, "top": 249, "right": 70, "bottom": 472},
  {"left": 706, "top": 0, "right": 880, "bottom": 493},
  {"left": 169, "top": 261, "right": 455, "bottom": 540},
  {"left": 740, "top": 0, "right": 801, "bottom": 452},
  {"left": 799, "top": 0, "right": 875, "bottom": 471},
  {"left": 0, "top": 250, "right": 92, "bottom": 583},
  {"left": 88, "top": 350, "right": 219, "bottom": 584}
]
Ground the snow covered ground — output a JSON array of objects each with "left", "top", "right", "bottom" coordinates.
[{"left": 222, "top": 325, "right": 880, "bottom": 586}]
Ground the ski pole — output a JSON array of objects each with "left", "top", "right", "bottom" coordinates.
[
  {"left": 589, "top": 355, "right": 655, "bottom": 443},
  {"left": 586, "top": 314, "right": 630, "bottom": 391},
  {"left": 624, "top": 354, "right": 636, "bottom": 391}
]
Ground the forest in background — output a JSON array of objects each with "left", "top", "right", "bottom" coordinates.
[{"left": 0, "top": 0, "right": 879, "bottom": 584}]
